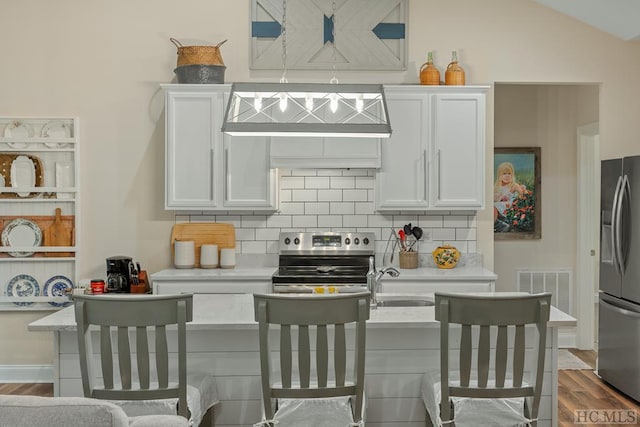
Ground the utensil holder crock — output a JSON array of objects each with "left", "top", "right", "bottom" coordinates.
[{"left": 399, "top": 251, "right": 418, "bottom": 269}]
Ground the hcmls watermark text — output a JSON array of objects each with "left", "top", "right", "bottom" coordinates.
[{"left": 574, "top": 409, "right": 638, "bottom": 424}]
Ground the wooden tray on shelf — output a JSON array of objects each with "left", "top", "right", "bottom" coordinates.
[
  {"left": 0, "top": 213, "right": 75, "bottom": 258},
  {"left": 170, "top": 222, "right": 236, "bottom": 268},
  {"left": 0, "top": 153, "right": 45, "bottom": 198}
]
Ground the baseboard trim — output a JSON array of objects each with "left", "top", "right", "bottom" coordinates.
[{"left": 0, "top": 365, "right": 53, "bottom": 383}]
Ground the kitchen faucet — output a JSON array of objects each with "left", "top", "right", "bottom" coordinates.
[{"left": 367, "top": 256, "right": 400, "bottom": 309}]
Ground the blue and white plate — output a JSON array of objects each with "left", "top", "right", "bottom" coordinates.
[
  {"left": 43, "top": 275, "right": 74, "bottom": 307},
  {"left": 6, "top": 274, "right": 40, "bottom": 306}
]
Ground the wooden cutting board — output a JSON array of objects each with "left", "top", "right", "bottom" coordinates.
[
  {"left": 44, "top": 208, "right": 74, "bottom": 257},
  {"left": 170, "top": 222, "right": 236, "bottom": 267}
]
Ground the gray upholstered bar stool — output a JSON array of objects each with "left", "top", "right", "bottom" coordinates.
[
  {"left": 73, "top": 294, "right": 219, "bottom": 427},
  {"left": 422, "top": 292, "right": 551, "bottom": 427},
  {"left": 253, "top": 292, "right": 370, "bottom": 426}
]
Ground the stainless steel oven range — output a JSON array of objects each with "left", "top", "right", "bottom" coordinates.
[{"left": 272, "top": 231, "right": 376, "bottom": 293}]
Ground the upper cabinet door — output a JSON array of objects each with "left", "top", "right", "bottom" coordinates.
[
  {"left": 165, "top": 90, "right": 222, "bottom": 209},
  {"left": 375, "top": 88, "right": 430, "bottom": 211},
  {"left": 430, "top": 92, "right": 486, "bottom": 209},
  {"left": 163, "top": 85, "right": 278, "bottom": 212},
  {"left": 223, "top": 133, "right": 278, "bottom": 209}
]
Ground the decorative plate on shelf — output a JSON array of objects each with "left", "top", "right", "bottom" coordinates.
[
  {"left": 4, "top": 121, "right": 34, "bottom": 149},
  {"left": 1, "top": 218, "right": 42, "bottom": 257},
  {"left": 6, "top": 274, "right": 40, "bottom": 306},
  {"left": 41, "top": 121, "right": 70, "bottom": 148},
  {"left": 10, "top": 155, "right": 36, "bottom": 198},
  {"left": 43, "top": 275, "right": 74, "bottom": 307}
]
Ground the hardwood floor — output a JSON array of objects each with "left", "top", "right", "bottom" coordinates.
[
  {"left": 1, "top": 351, "right": 638, "bottom": 427},
  {"left": 559, "top": 349, "right": 640, "bottom": 426}
]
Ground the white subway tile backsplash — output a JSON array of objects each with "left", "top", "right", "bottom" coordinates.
[
  {"left": 433, "top": 228, "right": 456, "bottom": 241},
  {"left": 355, "top": 176, "right": 374, "bottom": 189},
  {"left": 305, "top": 177, "right": 330, "bottom": 189},
  {"left": 355, "top": 202, "right": 374, "bottom": 215},
  {"left": 279, "top": 202, "right": 305, "bottom": 215},
  {"left": 256, "top": 228, "right": 281, "bottom": 240},
  {"left": 280, "top": 177, "right": 305, "bottom": 189},
  {"left": 456, "top": 228, "right": 477, "bottom": 241},
  {"left": 305, "top": 202, "right": 330, "bottom": 215},
  {"left": 235, "top": 228, "right": 255, "bottom": 241},
  {"left": 444, "top": 216, "right": 468, "bottom": 228},
  {"left": 267, "top": 215, "right": 292, "bottom": 228},
  {"left": 330, "top": 202, "right": 355, "bottom": 215},
  {"left": 181, "top": 169, "right": 478, "bottom": 257},
  {"left": 343, "top": 189, "right": 368, "bottom": 202},
  {"left": 241, "top": 216, "right": 268, "bottom": 228},
  {"left": 292, "top": 189, "right": 317, "bottom": 201},
  {"left": 317, "top": 169, "right": 344, "bottom": 176},
  {"left": 343, "top": 215, "right": 368, "bottom": 228},
  {"left": 330, "top": 176, "right": 355, "bottom": 188},
  {"left": 317, "top": 189, "right": 342, "bottom": 202},
  {"left": 293, "top": 216, "right": 318, "bottom": 228},
  {"left": 291, "top": 169, "right": 318, "bottom": 176},
  {"left": 242, "top": 241, "right": 267, "bottom": 254},
  {"left": 318, "top": 215, "right": 343, "bottom": 228}
]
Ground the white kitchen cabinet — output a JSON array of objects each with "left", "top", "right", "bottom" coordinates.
[
  {"left": 0, "top": 117, "right": 79, "bottom": 310},
  {"left": 162, "top": 84, "right": 277, "bottom": 211},
  {"left": 375, "top": 85, "right": 488, "bottom": 211},
  {"left": 153, "top": 280, "right": 271, "bottom": 295},
  {"left": 431, "top": 92, "right": 486, "bottom": 208}
]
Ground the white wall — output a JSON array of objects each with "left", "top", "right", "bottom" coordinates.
[
  {"left": 493, "top": 84, "right": 599, "bottom": 293},
  {"left": 0, "top": 0, "right": 637, "bottom": 366}
]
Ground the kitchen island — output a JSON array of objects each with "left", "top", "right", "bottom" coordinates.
[{"left": 29, "top": 293, "right": 574, "bottom": 427}]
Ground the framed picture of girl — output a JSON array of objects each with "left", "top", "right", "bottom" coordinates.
[{"left": 493, "top": 147, "right": 541, "bottom": 240}]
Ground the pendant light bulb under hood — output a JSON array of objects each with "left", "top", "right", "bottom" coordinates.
[
  {"left": 279, "top": 92, "right": 288, "bottom": 112},
  {"left": 254, "top": 94, "right": 262, "bottom": 113},
  {"left": 329, "top": 93, "right": 339, "bottom": 113}
]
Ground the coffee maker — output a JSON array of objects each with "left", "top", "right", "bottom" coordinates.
[{"left": 106, "top": 256, "right": 133, "bottom": 293}]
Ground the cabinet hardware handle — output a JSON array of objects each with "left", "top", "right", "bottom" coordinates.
[
  {"left": 437, "top": 149, "right": 441, "bottom": 199},
  {"left": 423, "top": 149, "right": 428, "bottom": 201}
]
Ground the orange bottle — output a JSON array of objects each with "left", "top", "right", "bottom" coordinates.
[
  {"left": 419, "top": 51, "right": 440, "bottom": 85},
  {"left": 445, "top": 51, "right": 465, "bottom": 85}
]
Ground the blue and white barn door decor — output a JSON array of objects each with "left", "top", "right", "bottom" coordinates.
[{"left": 251, "top": 0, "right": 407, "bottom": 71}]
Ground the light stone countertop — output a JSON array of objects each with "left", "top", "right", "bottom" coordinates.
[
  {"left": 28, "top": 293, "right": 576, "bottom": 332},
  {"left": 150, "top": 267, "right": 278, "bottom": 281}
]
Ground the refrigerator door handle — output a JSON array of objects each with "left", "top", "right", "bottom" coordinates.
[
  {"left": 611, "top": 175, "right": 623, "bottom": 274},
  {"left": 615, "top": 175, "right": 631, "bottom": 274},
  {"left": 601, "top": 296, "right": 640, "bottom": 319}
]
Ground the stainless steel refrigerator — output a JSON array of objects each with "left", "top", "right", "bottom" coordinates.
[{"left": 599, "top": 155, "right": 640, "bottom": 402}]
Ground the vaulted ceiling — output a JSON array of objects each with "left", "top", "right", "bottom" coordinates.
[{"left": 532, "top": 0, "right": 640, "bottom": 41}]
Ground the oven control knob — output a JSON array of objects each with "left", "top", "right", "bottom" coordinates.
[
  {"left": 354, "top": 238, "right": 360, "bottom": 245},
  {"left": 294, "top": 237, "right": 300, "bottom": 245},
  {"left": 284, "top": 237, "right": 291, "bottom": 245},
  {"left": 345, "top": 238, "right": 351, "bottom": 245},
  {"left": 363, "top": 237, "right": 369, "bottom": 245}
]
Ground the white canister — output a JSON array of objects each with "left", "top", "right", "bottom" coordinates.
[
  {"left": 174, "top": 240, "right": 195, "bottom": 269},
  {"left": 220, "top": 248, "right": 236, "bottom": 269},
  {"left": 200, "top": 244, "right": 219, "bottom": 268}
]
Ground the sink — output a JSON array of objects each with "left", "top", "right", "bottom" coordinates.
[{"left": 375, "top": 295, "right": 434, "bottom": 307}]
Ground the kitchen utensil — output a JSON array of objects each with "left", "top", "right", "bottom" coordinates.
[
  {"left": 432, "top": 245, "right": 460, "bottom": 269},
  {"left": 170, "top": 222, "right": 236, "bottom": 268},
  {"left": 44, "top": 208, "right": 73, "bottom": 257},
  {"left": 399, "top": 250, "right": 418, "bottom": 269},
  {"left": 174, "top": 240, "right": 195, "bottom": 269},
  {"left": 220, "top": 248, "right": 236, "bottom": 269},
  {"left": 412, "top": 226, "right": 423, "bottom": 240},
  {"left": 398, "top": 230, "right": 407, "bottom": 250},
  {"left": 403, "top": 223, "right": 413, "bottom": 236}
]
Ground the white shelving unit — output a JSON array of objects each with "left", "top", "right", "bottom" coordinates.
[{"left": 0, "top": 117, "right": 79, "bottom": 310}]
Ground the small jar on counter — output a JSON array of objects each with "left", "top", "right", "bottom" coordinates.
[{"left": 90, "top": 279, "right": 105, "bottom": 294}]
